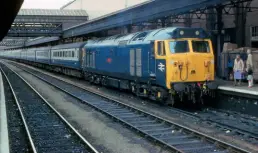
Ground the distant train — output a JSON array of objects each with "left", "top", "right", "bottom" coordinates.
[{"left": 0, "top": 27, "right": 217, "bottom": 106}]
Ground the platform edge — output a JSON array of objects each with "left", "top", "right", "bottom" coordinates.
[
  {"left": 0, "top": 72, "right": 10, "bottom": 153},
  {"left": 218, "top": 86, "right": 258, "bottom": 96}
]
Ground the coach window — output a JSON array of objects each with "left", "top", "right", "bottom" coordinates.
[{"left": 157, "top": 41, "right": 166, "bottom": 56}]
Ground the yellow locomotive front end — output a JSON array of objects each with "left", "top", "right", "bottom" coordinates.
[
  {"left": 158, "top": 29, "right": 217, "bottom": 104},
  {"left": 166, "top": 39, "right": 215, "bottom": 86}
]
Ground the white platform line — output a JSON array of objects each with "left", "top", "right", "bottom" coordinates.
[
  {"left": 0, "top": 72, "right": 10, "bottom": 153},
  {"left": 218, "top": 86, "right": 258, "bottom": 96}
]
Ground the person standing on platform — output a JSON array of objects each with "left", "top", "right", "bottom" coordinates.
[
  {"left": 233, "top": 54, "right": 244, "bottom": 86},
  {"left": 246, "top": 49, "right": 253, "bottom": 88}
]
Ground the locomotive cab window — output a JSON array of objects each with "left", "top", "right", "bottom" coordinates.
[
  {"left": 169, "top": 41, "right": 188, "bottom": 53},
  {"left": 192, "top": 41, "right": 210, "bottom": 53},
  {"left": 157, "top": 41, "right": 166, "bottom": 56}
]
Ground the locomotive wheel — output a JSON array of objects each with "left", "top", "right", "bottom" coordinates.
[
  {"left": 166, "top": 94, "right": 176, "bottom": 106},
  {"left": 171, "top": 95, "right": 176, "bottom": 106}
]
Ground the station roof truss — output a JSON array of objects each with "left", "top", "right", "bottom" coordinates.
[
  {"left": 155, "top": 0, "right": 255, "bottom": 24},
  {"left": 4, "top": 0, "right": 255, "bottom": 48},
  {"left": 63, "top": 0, "right": 256, "bottom": 38}
]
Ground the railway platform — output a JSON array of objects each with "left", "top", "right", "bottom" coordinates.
[
  {"left": 217, "top": 79, "right": 258, "bottom": 97},
  {"left": 215, "top": 78, "right": 258, "bottom": 117},
  {"left": 0, "top": 72, "right": 9, "bottom": 153}
]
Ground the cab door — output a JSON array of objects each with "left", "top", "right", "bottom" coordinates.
[{"left": 155, "top": 41, "right": 167, "bottom": 87}]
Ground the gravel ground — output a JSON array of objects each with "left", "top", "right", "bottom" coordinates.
[
  {"left": 6, "top": 61, "right": 258, "bottom": 152},
  {"left": 6, "top": 63, "right": 172, "bottom": 153}
]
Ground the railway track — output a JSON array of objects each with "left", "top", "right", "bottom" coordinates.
[
  {"left": 3, "top": 62, "right": 251, "bottom": 153},
  {"left": 13, "top": 61, "right": 258, "bottom": 145},
  {"left": 2, "top": 71, "right": 30, "bottom": 152},
  {"left": 167, "top": 107, "right": 258, "bottom": 144},
  {"left": 0, "top": 63, "right": 99, "bottom": 153}
]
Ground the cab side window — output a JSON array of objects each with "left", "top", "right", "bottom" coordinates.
[{"left": 157, "top": 41, "right": 166, "bottom": 56}]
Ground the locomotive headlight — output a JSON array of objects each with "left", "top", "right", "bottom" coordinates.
[
  {"left": 195, "top": 31, "right": 200, "bottom": 36},
  {"left": 180, "top": 31, "right": 184, "bottom": 35}
]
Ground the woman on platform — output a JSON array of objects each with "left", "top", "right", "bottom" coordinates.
[
  {"left": 246, "top": 49, "right": 253, "bottom": 88},
  {"left": 233, "top": 54, "right": 244, "bottom": 86}
]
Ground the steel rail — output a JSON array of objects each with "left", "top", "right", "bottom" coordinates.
[{"left": 0, "top": 66, "right": 38, "bottom": 153}]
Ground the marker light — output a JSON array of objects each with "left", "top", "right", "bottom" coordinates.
[
  {"left": 195, "top": 31, "right": 200, "bottom": 36},
  {"left": 180, "top": 31, "right": 184, "bottom": 35}
]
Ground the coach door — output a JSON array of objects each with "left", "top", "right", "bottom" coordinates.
[{"left": 130, "top": 48, "right": 142, "bottom": 77}]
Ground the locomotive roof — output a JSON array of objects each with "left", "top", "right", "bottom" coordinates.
[{"left": 84, "top": 27, "right": 208, "bottom": 47}]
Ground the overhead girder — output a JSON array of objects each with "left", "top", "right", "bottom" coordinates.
[
  {"left": 82, "top": 0, "right": 254, "bottom": 39},
  {"left": 7, "top": 23, "right": 63, "bottom": 37},
  {"left": 0, "top": 38, "right": 27, "bottom": 46},
  {"left": 122, "top": 0, "right": 255, "bottom": 30}
]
